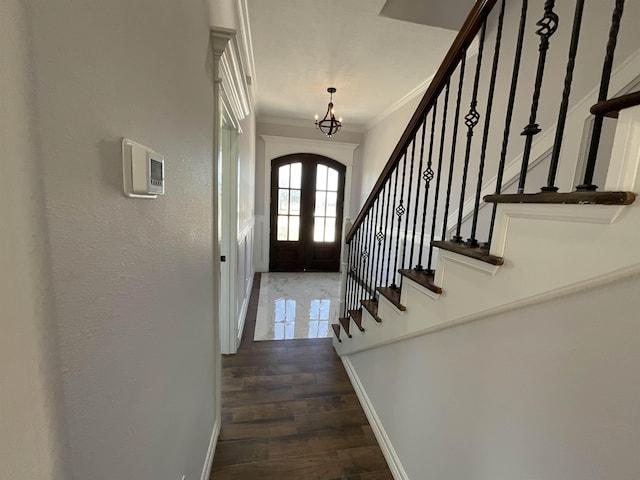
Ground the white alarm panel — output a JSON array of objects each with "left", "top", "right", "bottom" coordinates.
[{"left": 122, "top": 138, "right": 165, "bottom": 198}]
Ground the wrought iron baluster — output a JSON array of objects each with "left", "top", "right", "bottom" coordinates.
[
  {"left": 517, "top": 0, "right": 558, "bottom": 193},
  {"left": 387, "top": 165, "right": 400, "bottom": 287},
  {"left": 344, "top": 240, "right": 352, "bottom": 316},
  {"left": 354, "top": 230, "right": 364, "bottom": 308},
  {"left": 350, "top": 229, "right": 358, "bottom": 306},
  {"left": 348, "top": 231, "right": 358, "bottom": 310},
  {"left": 578, "top": 0, "right": 625, "bottom": 191},
  {"left": 442, "top": 56, "right": 467, "bottom": 241},
  {"left": 454, "top": 21, "right": 487, "bottom": 243},
  {"left": 409, "top": 116, "right": 428, "bottom": 269},
  {"left": 428, "top": 81, "right": 451, "bottom": 271},
  {"left": 401, "top": 138, "right": 417, "bottom": 274},
  {"left": 488, "top": 0, "right": 528, "bottom": 247},
  {"left": 365, "top": 209, "right": 374, "bottom": 297},
  {"left": 416, "top": 104, "right": 438, "bottom": 270},
  {"left": 362, "top": 211, "right": 372, "bottom": 297},
  {"left": 469, "top": 0, "right": 506, "bottom": 247},
  {"left": 375, "top": 182, "right": 386, "bottom": 295},
  {"left": 392, "top": 152, "right": 408, "bottom": 288},
  {"left": 382, "top": 175, "right": 393, "bottom": 287},
  {"left": 369, "top": 198, "right": 380, "bottom": 297},
  {"left": 543, "top": 0, "right": 584, "bottom": 192}
]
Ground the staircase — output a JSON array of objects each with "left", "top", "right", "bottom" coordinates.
[{"left": 332, "top": 0, "right": 640, "bottom": 355}]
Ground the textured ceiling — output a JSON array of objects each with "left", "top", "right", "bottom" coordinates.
[{"left": 247, "top": 0, "right": 463, "bottom": 130}]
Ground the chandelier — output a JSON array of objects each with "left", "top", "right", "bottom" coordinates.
[{"left": 315, "top": 87, "right": 342, "bottom": 137}]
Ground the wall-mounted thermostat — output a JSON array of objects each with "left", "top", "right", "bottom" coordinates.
[{"left": 122, "top": 138, "right": 165, "bottom": 198}]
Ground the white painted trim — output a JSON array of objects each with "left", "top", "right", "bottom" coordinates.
[
  {"left": 605, "top": 106, "right": 640, "bottom": 191},
  {"left": 365, "top": 75, "right": 431, "bottom": 131},
  {"left": 259, "top": 135, "right": 360, "bottom": 273},
  {"left": 211, "top": 28, "right": 251, "bottom": 124},
  {"left": 236, "top": 268, "right": 254, "bottom": 347},
  {"left": 489, "top": 203, "right": 627, "bottom": 258},
  {"left": 235, "top": 0, "right": 256, "bottom": 93},
  {"left": 260, "top": 135, "right": 359, "bottom": 159},
  {"left": 339, "top": 262, "right": 640, "bottom": 357},
  {"left": 252, "top": 215, "right": 269, "bottom": 272},
  {"left": 402, "top": 276, "right": 440, "bottom": 302},
  {"left": 435, "top": 250, "right": 500, "bottom": 286},
  {"left": 342, "top": 357, "right": 409, "bottom": 480},
  {"left": 200, "top": 419, "right": 220, "bottom": 480},
  {"left": 238, "top": 216, "right": 255, "bottom": 240}
]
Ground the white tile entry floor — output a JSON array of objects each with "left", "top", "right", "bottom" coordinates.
[{"left": 253, "top": 272, "right": 342, "bottom": 341}]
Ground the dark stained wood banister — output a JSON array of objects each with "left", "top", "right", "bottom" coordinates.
[
  {"left": 346, "top": 0, "right": 498, "bottom": 243},
  {"left": 590, "top": 91, "right": 640, "bottom": 119}
]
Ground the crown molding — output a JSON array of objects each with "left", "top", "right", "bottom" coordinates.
[
  {"left": 235, "top": 0, "right": 257, "bottom": 95},
  {"left": 365, "top": 38, "right": 480, "bottom": 131},
  {"left": 211, "top": 28, "right": 252, "bottom": 129},
  {"left": 260, "top": 135, "right": 360, "bottom": 158}
]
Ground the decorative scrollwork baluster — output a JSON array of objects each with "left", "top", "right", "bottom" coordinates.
[
  {"left": 453, "top": 21, "right": 487, "bottom": 243},
  {"left": 517, "top": 0, "right": 558, "bottom": 194}
]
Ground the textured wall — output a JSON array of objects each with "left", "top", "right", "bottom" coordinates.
[
  {"left": 26, "top": 0, "right": 217, "bottom": 478},
  {"left": 0, "top": 1, "right": 67, "bottom": 478},
  {"left": 349, "top": 273, "right": 640, "bottom": 479},
  {"left": 355, "top": 96, "right": 422, "bottom": 212}
]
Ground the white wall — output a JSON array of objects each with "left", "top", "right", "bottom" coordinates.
[
  {"left": 348, "top": 272, "right": 640, "bottom": 479},
  {"left": 21, "top": 1, "right": 218, "bottom": 478},
  {"left": 0, "top": 1, "right": 67, "bottom": 478},
  {"left": 357, "top": 95, "right": 423, "bottom": 211}
]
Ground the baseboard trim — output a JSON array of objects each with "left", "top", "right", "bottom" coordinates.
[
  {"left": 200, "top": 419, "right": 220, "bottom": 480},
  {"left": 341, "top": 356, "right": 409, "bottom": 480}
]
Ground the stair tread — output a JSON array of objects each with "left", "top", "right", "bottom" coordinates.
[
  {"left": 432, "top": 240, "right": 503, "bottom": 266},
  {"left": 338, "top": 317, "right": 353, "bottom": 338},
  {"left": 484, "top": 191, "right": 636, "bottom": 205},
  {"left": 331, "top": 323, "right": 342, "bottom": 343},
  {"left": 376, "top": 287, "right": 406, "bottom": 311},
  {"left": 398, "top": 269, "right": 442, "bottom": 294},
  {"left": 348, "top": 309, "right": 366, "bottom": 331},
  {"left": 360, "top": 300, "right": 382, "bottom": 323},
  {"left": 590, "top": 91, "right": 640, "bottom": 118}
]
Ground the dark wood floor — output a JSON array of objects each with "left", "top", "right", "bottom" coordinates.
[{"left": 210, "top": 273, "right": 393, "bottom": 480}]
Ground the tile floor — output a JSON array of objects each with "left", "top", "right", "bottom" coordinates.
[{"left": 254, "top": 272, "right": 341, "bottom": 341}]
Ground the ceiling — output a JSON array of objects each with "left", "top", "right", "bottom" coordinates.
[{"left": 246, "top": 0, "right": 471, "bottom": 131}]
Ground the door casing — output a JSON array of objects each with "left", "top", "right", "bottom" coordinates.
[{"left": 269, "top": 153, "right": 346, "bottom": 272}]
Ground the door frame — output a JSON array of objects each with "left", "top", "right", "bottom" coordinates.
[
  {"left": 212, "top": 28, "right": 252, "bottom": 357},
  {"left": 268, "top": 153, "right": 346, "bottom": 272},
  {"left": 256, "top": 136, "right": 359, "bottom": 273},
  {"left": 218, "top": 117, "right": 239, "bottom": 354}
]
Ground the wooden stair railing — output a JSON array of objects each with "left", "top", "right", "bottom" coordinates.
[{"left": 333, "top": 0, "right": 637, "bottom": 344}]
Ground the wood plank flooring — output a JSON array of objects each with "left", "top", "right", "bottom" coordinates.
[{"left": 211, "top": 273, "right": 393, "bottom": 480}]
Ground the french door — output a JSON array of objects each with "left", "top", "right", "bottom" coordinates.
[{"left": 269, "top": 154, "right": 346, "bottom": 272}]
